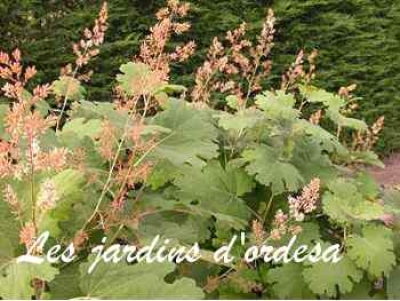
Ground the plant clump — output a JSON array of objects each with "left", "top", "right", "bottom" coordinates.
[{"left": 0, "top": 1, "right": 398, "bottom": 299}]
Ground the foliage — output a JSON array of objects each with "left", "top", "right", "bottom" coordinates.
[
  {"left": 1, "top": 0, "right": 399, "bottom": 153},
  {"left": 0, "top": 1, "right": 399, "bottom": 299}
]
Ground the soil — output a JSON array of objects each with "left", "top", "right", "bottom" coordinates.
[{"left": 369, "top": 153, "right": 400, "bottom": 186}]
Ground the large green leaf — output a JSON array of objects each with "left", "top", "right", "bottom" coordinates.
[
  {"left": 150, "top": 99, "right": 218, "bottom": 167},
  {"left": 277, "top": 222, "right": 322, "bottom": 254},
  {"left": 116, "top": 62, "right": 166, "bottom": 97},
  {"left": 49, "top": 263, "right": 83, "bottom": 300},
  {"left": 303, "top": 256, "right": 363, "bottom": 297},
  {"left": 174, "top": 161, "right": 254, "bottom": 228},
  {"left": 39, "top": 169, "right": 87, "bottom": 238},
  {"left": 347, "top": 225, "right": 396, "bottom": 277},
  {"left": 327, "top": 109, "right": 368, "bottom": 131},
  {"left": 53, "top": 76, "right": 85, "bottom": 101},
  {"left": 78, "top": 256, "right": 204, "bottom": 299},
  {"left": 61, "top": 118, "right": 102, "bottom": 140},
  {"left": 291, "top": 137, "right": 338, "bottom": 183},
  {"left": 256, "top": 91, "right": 300, "bottom": 122},
  {"left": 299, "top": 85, "right": 367, "bottom": 131},
  {"left": 242, "top": 144, "right": 303, "bottom": 195},
  {"left": 295, "top": 119, "right": 348, "bottom": 155},
  {"left": 383, "top": 188, "right": 400, "bottom": 219},
  {"left": 255, "top": 90, "right": 299, "bottom": 120},
  {"left": 216, "top": 108, "right": 265, "bottom": 132},
  {"left": 342, "top": 280, "right": 381, "bottom": 300},
  {"left": 299, "top": 85, "right": 344, "bottom": 111},
  {"left": 322, "top": 179, "right": 384, "bottom": 224},
  {"left": 70, "top": 100, "right": 129, "bottom": 129},
  {"left": 267, "top": 263, "right": 313, "bottom": 299},
  {"left": 147, "top": 160, "right": 178, "bottom": 189},
  {"left": 139, "top": 212, "right": 212, "bottom": 244},
  {"left": 387, "top": 266, "right": 400, "bottom": 299},
  {"left": 0, "top": 201, "right": 20, "bottom": 265},
  {"left": 0, "top": 261, "right": 58, "bottom": 299},
  {"left": 124, "top": 190, "right": 212, "bottom": 243}
]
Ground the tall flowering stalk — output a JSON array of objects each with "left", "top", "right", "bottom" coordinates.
[
  {"left": 76, "top": 1, "right": 196, "bottom": 235},
  {"left": 56, "top": 2, "right": 108, "bottom": 130},
  {"left": 191, "top": 9, "right": 275, "bottom": 106},
  {"left": 0, "top": 50, "right": 69, "bottom": 299},
  {"left": 288, "top": 178, "right": 321, "bottom": 222},
  {"left": 251, "top": 178, "right": 321, "bottom": 243},
  {"left": 351, "top": 116, "right": 385, "bottom": 152},
  {"left": 138, "top": 0, "right": 195, "bottom": 82}
]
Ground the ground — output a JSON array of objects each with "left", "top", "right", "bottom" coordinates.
[{"left": 369, "top": 153, "right": 400, "bottom": 186}]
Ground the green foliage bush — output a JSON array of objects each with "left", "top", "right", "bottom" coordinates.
[
  {"left": 0, "top": 2, "right": 399, "bottom": 299},
  {"left": 1, "top": 0, "right": 399, "bottom": 153}
]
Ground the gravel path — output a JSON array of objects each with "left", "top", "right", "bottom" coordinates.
[{"left": 369, "top": 153, "right": 400, "bottom": 186}]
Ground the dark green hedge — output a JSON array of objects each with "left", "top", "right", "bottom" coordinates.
[{"left": 1, "top": 0, "right": 399, "bottom": 153}]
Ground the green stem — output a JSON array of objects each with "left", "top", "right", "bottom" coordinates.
[{"left": 263, "top": 194, "right": 274, "bottom": 223}]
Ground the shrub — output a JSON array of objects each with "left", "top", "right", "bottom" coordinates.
[{"left": 0, "top": 1, "right": 399, "bottom": 299}]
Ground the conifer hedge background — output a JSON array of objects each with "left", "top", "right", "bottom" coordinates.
[{"left": 0, "top": 0, "right": 399, "bottom": 153}]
